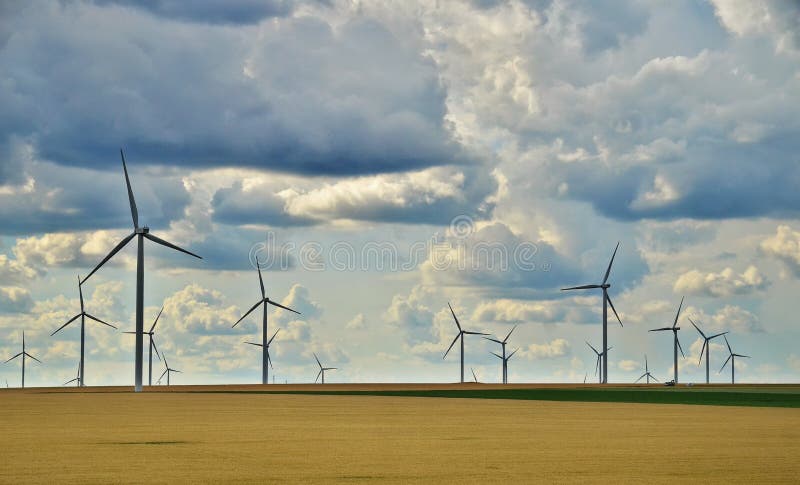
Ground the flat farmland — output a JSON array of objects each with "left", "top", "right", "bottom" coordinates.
[{"left": 1, "top": 384, "right": 799, "bottom": 483}]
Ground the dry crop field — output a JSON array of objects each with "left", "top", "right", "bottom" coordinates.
[{"left": 1, "top": 384, "right": 799, "bottom": 483}]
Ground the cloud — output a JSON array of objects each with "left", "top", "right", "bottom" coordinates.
[
  {"left": 760, "top": 225, "right": 800, "bottom": 276},
  {"left": 673, "top": 265, "right": 770, "bottom": 297},
  {"left": 472, "top": 299, "right": 564, "bottom": 323},
  {"left": 275, "top": 284, "right": 322, "bottom": 323},
  {"left": 345, "top": 313, "right": 365, "bottom": 330},
  {"left": 212, "top": 166, "right": 497, "bottom": 226},
  {"left": 522, "top": 338, "right": 570, "bottom": 360},
  {"left": 687, "top": 304, "right": 764, "bottom": 334},
  {"left": 710, "top": 0, "right": 800, "bottom": 53},
  {"left": 2, "top": 3, "right": 471, "bottom": 177},
  {"left": 617, "top": 359, "right": 638, "bottom": 372},
  {"left": 93, "top": 0, "right": 295, "bottom": 25},
  {"left": 0, "top": 286, "right": 33, "bottom": 313},
  {"left": 162, "top": 284, "right": 240, "bottom": 334}
]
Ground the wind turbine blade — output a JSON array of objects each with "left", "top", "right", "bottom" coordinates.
[
  {"left": 315, "top": 370, "right": 322, "bottom": 383},
  {"left": 586, "top": 341, "right": 599, "bottom": 355},
  {"left": 595, "top": 356, "right": 601, "bottom": 375},
  {"left": 483, "top": 337, "right": 503, "bottom": 344},
  {"left": 313, "top": 352, "right": 322, "bottom": 368},
  {"left": 151, "top": 338, "right": 161, "bottom": 361},
  {"left": 507, "top": 349, "right": 518, "bottom": 360},
  {"left": 4, "top": 352, "right": 23, "bottom": 363},
  {"left": 268, "top": 328, "right": 280, "bottom": 345},
  {"left": 244, "top": 342, "right": 263, "bottom": 347},
  {"left": 81, "top": 232, "right": 136, "bottom": 284},
  {"left": 51, "top": 313, "right": 81, "bottom": 336},
  {"left": 25, "top": 353, "right": 42, "bottom": 364},
  {"left": 602, "top": 241, "right": 620, "bottom": 285},
  {"left": 158, "top": 369, "right": 168, "bottom": 382},
  {"left": 724, "top": 335, "right": 732, "bottom": 354},
  {"left": 232, "top": 300, "right": 263, "bottom": 328},
  {"left": 122, "top": 331, "right": 138, "bottom": 334},
  {"left": 688, "top": 318, "right": 705, "bottom": 338},
  {"left": 77, "top": 274, "right": 84, "bottom": 310},
  {"left": 463, "top": 331, "right": 489, "bottom": 336},
  {"left": 698, "top": 340, "right": 707, "bottom": 365},
  {"left": 85, "top": 313, "right": 118, "bottom": 330},
  {"left": 443, "top": 333, "right": 460, "bottom": 359},
  {"left": 268, "top": 352, "right": 273, "bottom": 370},
  {"left": 672, "top": 296, "right": 684, "bottom": 328},
  {"left": 635, "top": 374, "right": 644, "bottom": 383},
  {"left": 325, "top": 367, "right": 337, "bottom": 371},
  {"left": 120, "top": 149, "right": 139, "bottom": 229},
  {"left": 257, "top": 264, "right": 266, "bottom": 299},
  {"left": 606, "top": 294, "right": 623, "bottom": 327},
  {"left": 490, "top": 352, "right": 503, "bottom": 360},
  {"left": 709, "top": 331, "right": 729, "bottom": 340},
  {"left": 171, "top": 369, "right": 182, "bottom": 373},
  {"left": 677, "top": 337, "right": 685, "bottom": 358},
  {"left": 471, "top": 368, "right": 478, "bottom": 382},
  {"left": 719, "top": 354, "right": 732, "bottom": 372},
  {"left": 561, "top": 284, "right": 601, "bottom": 291},
  {"left": 447, "top": 302, "right": 462, "bottom": 331},
  {"left": 150, "top": 306, "right": 164, "bottom": 333},
  {"left": 64, "top": 378, "right": 78, "bottom": 386},
  {"left": 265, "top": 299, "right": 300, "bottom": 315},
  {"left": 649, "top": 327, "right": 672, "bottom": 332},
  {"left": 504, "top": 325, "right": 517, "bottom": 343},
  {"left": 143, "top": 233, "right": 202, "bottom": 260},
  {"left": 735, "top": 354, "right": 750, "bottom": 358}
]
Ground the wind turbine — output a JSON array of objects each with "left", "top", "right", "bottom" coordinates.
[
  {"left": 490, "top": 348, "right": 518, "bottom": 384},
  {"left": 123, "top": 307, "right": 164, "bottom": 386},
  {"left": 157, "top": 355, "right": 181, "bottom": 386},
  {"left": 64, "top": 361, "right": 82, "bottom": 387},
  {"left": 635, "top": 355, "right": 658, "bottom": 384},
  {"left": 586, "top": 342, "right": 611, "bottom": 384},
  {"left": 244, "top": 328, "right": 280, "bottom": 372},
  {"left": 650, "top": 297, "right": 686, "bottom": 383},
  {"left": 484, "top": 325, "right": 517, "bottom": 384},
  {"left": 51, "top": 276, "right": 117, "bottom": 386},
  {"left": 4, "top": 332, "right": 42, "bottom": 388},
  {"left": 689, "top": 318, "right": 728, "bottom": 384},
  {"left": 443, "top": 303, "right": 489, "bottom": 383},
  {"left": 81, "top": 150, "right": 202, "bottom": 393},
  {"left": 232, "top": 264, "right": 299, "bottom": 385},
  {"left": 720, "top": 335, "right": 749, "bottom": 384},
  {"left": 561, "top": 242, "right": 623, "bottom": 384},
  {"left": 313, "top": 353, "right": 336, "bottom": 384}
]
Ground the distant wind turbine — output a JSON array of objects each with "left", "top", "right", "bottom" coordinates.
[
  {"left": 313, "top": 353, "right": 337, "bottom": 384},
  {"left": 64, "top": 361, "right": 82, "bottom": 387},
  {"left": 157, "top": 355, "right": 181, "bottom": 386},
  {"left": 719, "top": 335, "right": 749, "bottom": 384},
  {"left": 484, "top": 325, "right": 517, "bottom": 384},
  {"left": 123, "top": 307, "right": 164, "bottom": 386},
  {"left": 244, "top": 328, "right": 280, "bottom": 372},
  {"left": 51, "top": 275, "right": 117, "bottom": 386},
  {"left": 649, "top": 297, "right": 686, "bottom": 383},
  {"left": 586, "top": 341, "right": 611, "bottom": 384},
  {"left": 562, "top": 243, "right": 623, "bottom": 384},
  {"left": 232, "top": 264, "right": 299, "bottom": 385},
  {"left": 81, "top": 150, "right": 202, "bottom": 393},
  {"left": 489, "top": 348, "right": 518, "bottom": 384},
  {"left": 4, "top": 332, "right": 42, "bottom": 388},
  {"left": 689, "top": 318, "right": 728, "bottom": 384},
  {"left": 443, "top": 303, "right": 489, "bottom": 383},
  {"left": 634, "top": 355, "right": 658, "bottom": 384}
]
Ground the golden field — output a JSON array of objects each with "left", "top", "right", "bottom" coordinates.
[{"left": 1, "top": 384, "right": 799, "bottom": 484}]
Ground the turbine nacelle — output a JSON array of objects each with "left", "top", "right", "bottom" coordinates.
[{"left": 135, "top": 226, "right": 150, "bottom": 234}]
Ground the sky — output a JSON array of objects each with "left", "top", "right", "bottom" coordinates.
[{"left": 1, "top": 0, "right": 799, "bottom": 387}]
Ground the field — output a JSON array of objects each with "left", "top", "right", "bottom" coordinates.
[{"left": 2, "top": 384, "right": 799, "bottom": 483}]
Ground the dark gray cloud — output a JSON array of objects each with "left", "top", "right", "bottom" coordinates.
[
  {"left": 93, "top": 0, "right": 294, "bottom": 25},
  {"left": 1, "top": 3, "right": 470, "bottom": 178}
]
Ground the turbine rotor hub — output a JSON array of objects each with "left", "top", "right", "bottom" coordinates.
[{"left": 135, "top": 226, "right": 150, "bottom": 234}]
